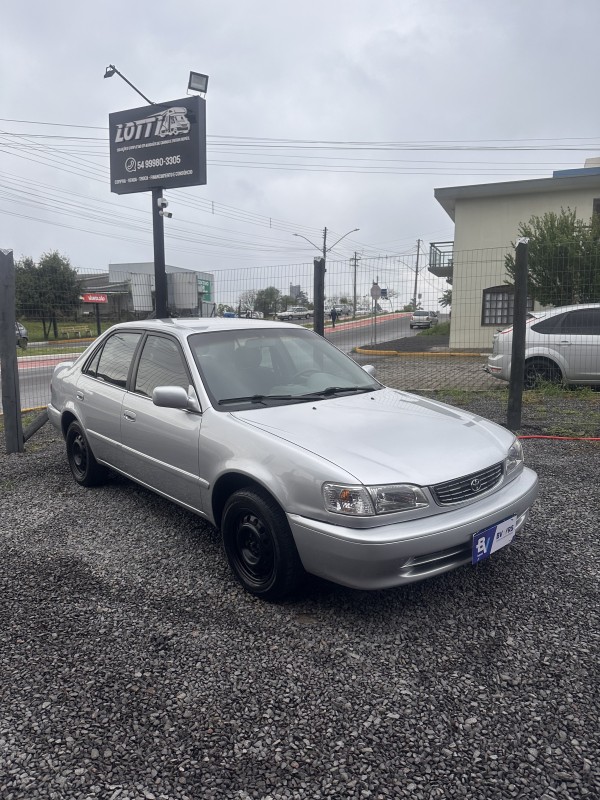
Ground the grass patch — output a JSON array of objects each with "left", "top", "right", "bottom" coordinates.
[
  {"left": 18, "top": 318, "right": 114, "bottom": 343},
  {"left": 18, "top": 346, "right": 87, "bottom": 358},
  {"left": 418, "top": 322, "right": 450, "bottom": 336}
]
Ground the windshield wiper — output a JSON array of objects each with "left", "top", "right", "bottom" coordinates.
[
  {"left": 218, "top": 394, "right": 294, "bottom": 406},
  {"left": 299, "top": 386, "right": 376, "bottom": 399}
]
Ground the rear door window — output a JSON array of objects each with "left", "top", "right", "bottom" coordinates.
[
  {"left": 560, "top": 309, "right": 600, "bottom": 335},
  {"left": 87, "top": 332, "right": 141, "bottom": 387}
]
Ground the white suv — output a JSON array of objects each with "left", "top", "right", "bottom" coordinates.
[{"left": 485, "top": 303, "right": 600, "bottom": 388}]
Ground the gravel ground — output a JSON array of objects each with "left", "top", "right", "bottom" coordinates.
[{"left": 1, "top": 394, "right": 599, "bottom": 800}]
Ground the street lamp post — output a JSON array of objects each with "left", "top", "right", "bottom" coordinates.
[
  {"left": 293, "top": 227, "right": 359, "bottom": 336},
  {"left": 104, "top": 64, "right": 154, "bottom": 104}
]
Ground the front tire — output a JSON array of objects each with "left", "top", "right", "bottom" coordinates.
[
  {"left": 66, "top": 421, "right": 107, "bottom": 487},
  {"left": 221, "top": 488, "right": 306, "bottom": 600}
]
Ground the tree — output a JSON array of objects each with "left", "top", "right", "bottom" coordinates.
[
  {"left": 15, "top": 251, "right": 81, "bottom": 338},
  {"left": 439, "top": 289, "right": 452, "bottom": 308},
  {"left": 279, "top": 294, "right": 296, "bottom": 311},
  {"left": 504, "top": 209, "right": 600, "bottom": 306},
  {"left": 238, "top": 289, "right": 257, "bottom": 314},
  {"left": 254, "top": 286, "right": 281, "bottom": 317}
]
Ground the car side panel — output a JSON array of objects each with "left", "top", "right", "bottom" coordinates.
[
  {"left": 119, "top": 392, "right": 204, "bottom": 511},
  {"left": 74, "top": 374, "right": 127, "bottom": 470}
]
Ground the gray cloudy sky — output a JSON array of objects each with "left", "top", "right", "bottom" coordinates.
[{"left": 2, "top": 0, "right": 600, "bottom": 279}]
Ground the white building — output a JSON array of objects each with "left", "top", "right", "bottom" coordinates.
[{"left": 431, "top": 162, "right": 600, "bottom": 349}]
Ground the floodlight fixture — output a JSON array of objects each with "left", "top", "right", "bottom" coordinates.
[{"left": 188, "top": 71, "right": 209, "bottom": 94}]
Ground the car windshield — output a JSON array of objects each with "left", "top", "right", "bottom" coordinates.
[
  {"left": 413, "top": 311, "right": 428, "bottom": 316},
  {"left": 189, "top": 327, "right": 381, "bottom": 410}
]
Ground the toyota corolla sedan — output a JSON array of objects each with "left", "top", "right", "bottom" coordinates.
[{"left": 48, "top": 318, "right": 538, "bottom": 600}]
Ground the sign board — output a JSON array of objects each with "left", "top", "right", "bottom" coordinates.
[
  {"left": 81, "top": 293, "right": 108, "bottom": 304},
  {"left": 370, "top": 283, "right": 382, "bottom": 300},
  {"left": 109, "top": 95, "right": 206, "bottom": 194}
]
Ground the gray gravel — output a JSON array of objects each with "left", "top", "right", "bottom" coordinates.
[{"left": 1, "top": 396, "right": 599, "bottom": 800}]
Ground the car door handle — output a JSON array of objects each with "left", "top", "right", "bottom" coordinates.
[
  {"left": 559, "top": 340, "right": 572, "bottom": 345},
  {"left": 123, "top": 410, "right": 137, "bottom": 422},
  {"left": 76, "top": 391, "right": 84, "bottom": 401}
]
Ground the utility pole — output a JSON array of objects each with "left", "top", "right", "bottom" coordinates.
[
  {"left": 351, "top": 251, "right": 361, "bottom": 315},
  {"left": 412, "top": 239, "right": 421, "bottom": 309}
]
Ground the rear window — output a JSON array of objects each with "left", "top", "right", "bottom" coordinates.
[{"left": 413, "top": 311, "right": 428, "bottom": 317}]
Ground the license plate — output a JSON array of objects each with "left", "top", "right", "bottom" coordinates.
[{"left": 472, "top": 515, "right": 517, "bottom": 564}]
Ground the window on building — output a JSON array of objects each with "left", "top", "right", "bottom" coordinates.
[
  {"left": 593, "top": 198, "right": 600, "bottom": 218},
  {"left": 482, "top": 286, "right": 532, "bottom": 326}
]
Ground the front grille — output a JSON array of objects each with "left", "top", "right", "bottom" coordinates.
[{"left": 432, "top": 462, "right": 503, "bottom": 505}]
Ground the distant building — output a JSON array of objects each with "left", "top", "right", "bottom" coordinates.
[{"left": 79, "top": 263, "right": 215, "bottom": 318}]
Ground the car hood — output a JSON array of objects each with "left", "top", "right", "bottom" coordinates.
[{"left": 232, "top": 388, "right": 513, "bottom": 485}]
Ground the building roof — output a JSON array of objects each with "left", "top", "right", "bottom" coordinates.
[{"left": 435, "top": 169, "right": 600, "bottom": 221}]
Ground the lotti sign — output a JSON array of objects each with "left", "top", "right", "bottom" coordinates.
[
  {"left": 81, "top": 293, "right": 108, "bottom": 304},
  {"left": 108, "top": 95, "right": 206, "bottom": 194}
]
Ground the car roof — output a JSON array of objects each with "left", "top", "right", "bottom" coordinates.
[
  {"left": 531, "top": 302, "right": 600, "bottom": 319},
  {"left": 105, "top": 317, "right": 297, "bottom": 336}
]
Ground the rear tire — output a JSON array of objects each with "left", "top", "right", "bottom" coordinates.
[
  {"left": 221, "top": 487, "right": 306, "bottom": 601},
  {"left": 523, "top": 358, "right": 562, "bottom": 389},
  {"left": 66, "top": 421, "right": 107, "bottom": 487}
]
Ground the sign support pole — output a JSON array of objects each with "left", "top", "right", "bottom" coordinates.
[{"left": 152, "top": 187, "right": 168, "bottom": 318}]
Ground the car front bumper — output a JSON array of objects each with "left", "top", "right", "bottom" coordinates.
[{"left": 287, "top": 466, "right": 538, "bottom": 590}]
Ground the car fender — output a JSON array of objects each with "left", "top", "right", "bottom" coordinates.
[
  {"left": 206, "top": 416, "right": 358, "bottom": 529},
  {"left": 523, "top": 345, "right": 567, "bottom": 377}
]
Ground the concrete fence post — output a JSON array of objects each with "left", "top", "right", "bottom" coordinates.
[{"left": 0, "top": 249, "right": 24, "bottom": 453}]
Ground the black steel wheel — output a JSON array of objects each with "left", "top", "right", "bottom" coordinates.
[
  {"left": 221, "top": 488, "right": 305, "bottom": 600},
  {"left": 66, "top": 421, "right": 107, "bottom": 487},
  {"left": 523, "top": 358, "right": 562, "bottom": 390}
]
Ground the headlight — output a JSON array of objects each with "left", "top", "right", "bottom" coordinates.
[
  {"left": 323, "top": 483, "right": 429, "bottom": 516},
  {"left": 505, "top": 439, "right": 524, "bottom": 476}
]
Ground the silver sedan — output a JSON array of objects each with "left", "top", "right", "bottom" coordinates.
[{"left": 48, "top": 318, "right": 538, "bottom": 600}]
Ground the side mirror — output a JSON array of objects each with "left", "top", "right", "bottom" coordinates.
[
  {"left": 152, "top": 385, "right": 201, "bottom": 412},
  {"left": 362, "top": 364, "right": 376, "bottom": 377}
]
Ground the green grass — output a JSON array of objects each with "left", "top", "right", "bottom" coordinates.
[
  {"left": 18, "top": 318, "right": 114, "bottom": 343},
  {"left": 18, "top": 345, "right": 88, "bottom": 358},
  {"left": 417, "top": 321, "right": 450, "bottom": 336}
]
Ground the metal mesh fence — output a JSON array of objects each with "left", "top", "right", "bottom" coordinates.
[{"left": 3, "top": 243, "right": 600, "bottom": 421}]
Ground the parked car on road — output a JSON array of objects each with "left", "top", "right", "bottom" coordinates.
[
  {"left": 48, "top": 318, "right": 538, "bottom": 600},
  {"left": 334, "top": 304, "right": 351, "bottom": 316},
  {"left": 410, "top": 310, "right": 438, "bottom": 329},
  {"left": 276, "top": 306, "right": 312, "bottom": 321},
  {"left": 485, "top": 303, "right": 600, "bottom": 388},
  {"left": 15, "top": 321, "right": 28, "bottom": 349}
]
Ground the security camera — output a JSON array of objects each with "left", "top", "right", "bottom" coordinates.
[
  {"left": 157, "top": 197, "right": 169, "bottom": 209},
  {"left": 159, "top": 209, "right": 173, "bottom": 218}
]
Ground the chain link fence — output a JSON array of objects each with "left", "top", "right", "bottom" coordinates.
[{"left": 2, "top": 242, "right": 600, "bottom": 450}]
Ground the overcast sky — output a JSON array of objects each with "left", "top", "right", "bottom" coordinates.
[{"left": 2, "top": 0, "right": 600, "bottom": 297}]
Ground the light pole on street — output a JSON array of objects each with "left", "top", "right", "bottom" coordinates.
[{"left": 293, "top": 227, "right": 359, "bottom": 336}]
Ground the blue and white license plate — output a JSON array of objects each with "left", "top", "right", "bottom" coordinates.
[{"left": 472, "top": 515, "right": 517, "bottom": 564}]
